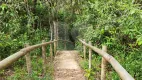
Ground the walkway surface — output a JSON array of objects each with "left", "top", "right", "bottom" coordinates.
[{"left": 54, "top": 50, "right": 86, "bottom": 80}]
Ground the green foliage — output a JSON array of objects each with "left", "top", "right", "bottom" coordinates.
[
  {"left": 0, "top": 0, "right": 50, "bottom": 59},
  {"left": 136, "top": 35, "right": 142, "bottom": 45},
  {"left": 80, "top": 60, "right": 95, "bottom": 80},
  {"left": 6, "top": 57, "right": 53, "bottom": 80},
  {"left": 0, "top": 0, "right": 142, "bottom": 79},
  {"left": 80, "top": 60, "right": 88, "bottom": 70},
  {"left": 84, "top": 69, "right": 95, "bottom": 80},
  {"left": 76, "top": 0, "right": 142, "bottom": 79}
]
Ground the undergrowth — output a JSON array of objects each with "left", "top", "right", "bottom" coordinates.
[{"left": 1, "top": 56, "right": 53, "bottom": 80}]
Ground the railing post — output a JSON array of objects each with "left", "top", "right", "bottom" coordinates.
[
  {"left": 101, "top": 46, "right": 107, "bottom": 80},
  {"left": 89, "top": 41, "right": 92, "bottom": 69},
  {"left": 54, "top": 39, "right": 57, "bottom": 55},
  {"left": 83, "top": 39, "right": 86, "bottom": 59},
  {"left": 50, "top": 43, "right": 53, "bottom": 62},
  {"left": 25, "top": 43, "right": 32, "bottom": 75},
  {"left": 64, "top": 41, "right": 67, "bottom": 50},
  {"left": 42, "top": 40, "right": 46, "bottom": 75}
]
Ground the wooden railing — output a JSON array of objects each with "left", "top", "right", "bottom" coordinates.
[
  {"left": 0, "top": 39, "right": 57, "bottom": 75},
  {"left": 79, "top": 39, "right": 134, "bottom": 80},
  {"left": 0, "top": 39, "right": 135, "bottom": 80}
]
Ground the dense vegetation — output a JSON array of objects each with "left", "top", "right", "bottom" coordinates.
[
  {"left": 76, "top": 0, "right": 142, "bottom": 80},
  {"left": 0, "top": 0, "right": 142, "bottom": 80}
]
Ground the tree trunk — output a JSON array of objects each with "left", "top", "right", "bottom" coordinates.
[
  {"left": 50, "top": 23, "right": 53, "bottom": 41},
  {"left": 32, "top": 0, "right": 37, "bottom": 29},
  {"left": 53, "top": 21, "right": 58, "bottom": 41}
]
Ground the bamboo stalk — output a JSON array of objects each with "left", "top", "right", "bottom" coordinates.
[
  {"left": 101, "top": 46, "right": 107, "bottom": 80},
  {"left": 83, "top": 39, "right": 86, "bottom": 59},
  {"left": 79, "top": 39, "right": 134, "bottom": 80},
  {"left": 42, "top": 40, "right": 46, "bottom": 75},
  {"left": 25, "top": 43, "right": 32, "bottom": 74},
  {"left": 89, "top": 41, "right": 92, "bottom": 69}
]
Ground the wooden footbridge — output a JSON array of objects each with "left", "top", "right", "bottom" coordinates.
[{"left": 0, "top": 39, "right": 134, "bottom": 80}]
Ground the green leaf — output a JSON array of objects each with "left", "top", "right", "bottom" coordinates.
[
  {"left": 0, "top": 43, "right": 2, "bottom": 47},
  {"left": 130, "top": 9, "right": 135, "bottom": 15},
  {"left": 10, "top": 13, "right": 14, "bottom": 17},
  {"left": 1, "top": 3, "right": 7, "bottom": 11},
  {"left": 137, "top": 36, "right": 142, "bottom": 45}
]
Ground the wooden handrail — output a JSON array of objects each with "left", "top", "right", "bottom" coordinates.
[
  {"left": 79, "top": 39, "right": 134, "bottom": 80},
  {"left": 0, "top": 40, "right": 57, "bottom": 70}
]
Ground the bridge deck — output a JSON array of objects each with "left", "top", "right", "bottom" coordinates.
[{"left": 54, "top": 50, "right": 86, "bottom": 80}]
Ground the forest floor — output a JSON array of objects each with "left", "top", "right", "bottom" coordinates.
[{"left": 54, "top": 50, "right": 86, "bottom": 80}]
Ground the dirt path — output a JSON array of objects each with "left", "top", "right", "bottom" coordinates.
[{"left": 54, "top": 50, "right": 86, "bottom": 80}]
